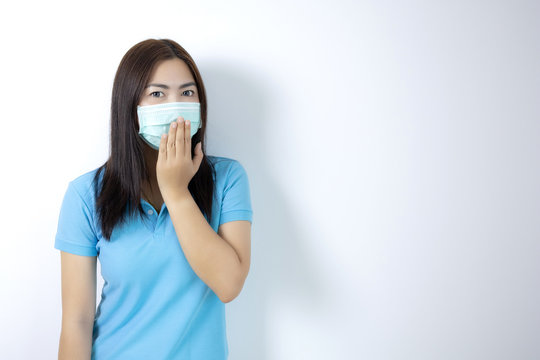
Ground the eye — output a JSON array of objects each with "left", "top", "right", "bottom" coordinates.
[
  {"left": 150, "top": 91, "right": 164, "bottom": 98},
  {"left": 182, "top": 90, "right": 195, "bottom": 96}
]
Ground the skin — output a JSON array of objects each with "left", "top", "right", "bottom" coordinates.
[{"left": 139, "top": 58, "right": 252, "bottom": 302}]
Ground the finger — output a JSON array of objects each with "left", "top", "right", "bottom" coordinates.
[
  {"left": 184, "top": 119, "right": 191, "bottom": 157},
  {"left": 159, "top": 133, "right": 167, "bottom": 161},
  {"left": 168, "top": 120, "right": 178, "bottom": 154},
  {"left": 176, "top": 116, "right": 185, "bottom": 157}
]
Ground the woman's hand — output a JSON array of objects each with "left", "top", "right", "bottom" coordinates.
[{"left": 156, "top": 116, "right": 203, "bottom": 202}]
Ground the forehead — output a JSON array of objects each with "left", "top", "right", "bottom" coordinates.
[{"left": 147, "top": 58, "right": 194, "bottom": 83}]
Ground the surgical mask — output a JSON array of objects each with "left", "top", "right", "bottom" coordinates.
[{"left": 137, "top": 102, "right": 202, "bottom": 150}]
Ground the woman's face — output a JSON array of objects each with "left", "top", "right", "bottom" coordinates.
[{"left": 138, "top": 58, "right": 200, "bottom": 106}]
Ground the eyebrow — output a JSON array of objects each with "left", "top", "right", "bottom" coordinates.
[{"left": 145, "top": 82, "right": 196, "bottom": 89}]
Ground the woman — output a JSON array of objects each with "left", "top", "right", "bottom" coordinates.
[{"left": 54, "top": 38, "right": 253, "bottom": 359}]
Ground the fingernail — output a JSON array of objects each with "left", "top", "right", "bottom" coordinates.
[
  {"left": 171, "top": 122, "right": 177, "bottom": 128},
  {"left": 186, "top": 120, "right": 190, "bottom": 126}
]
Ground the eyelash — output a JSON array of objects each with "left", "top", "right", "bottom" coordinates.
[{"left": 149, "top": 90, "right": 195, "bottom": 97}]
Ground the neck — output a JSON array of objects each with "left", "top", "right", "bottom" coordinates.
[{"left": 142, "top": 144, "right": 160, "bottom": 196}]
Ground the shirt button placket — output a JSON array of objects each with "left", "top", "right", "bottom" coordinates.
[{"left": 145, "top": 207, "right": 158, "bottom": 233}]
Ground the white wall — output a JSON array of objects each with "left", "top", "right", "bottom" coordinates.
[{"left": 1, "top": 0, "right": 539, "bottom": 359}]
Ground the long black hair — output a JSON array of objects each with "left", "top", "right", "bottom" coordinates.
[{"left": 93, "top": 38, "right": 215, "bottom": 240}]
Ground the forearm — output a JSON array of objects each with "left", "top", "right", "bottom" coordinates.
[
  {"left": 58, "top": 320, "right": 93, "bottom": 360},
  {"left": 166, "top": 191, "right": 242, "bottom": 303}
]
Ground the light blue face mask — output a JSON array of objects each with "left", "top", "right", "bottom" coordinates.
[{"left": 137, "top": 102, "right": 202, "bottom": 150}]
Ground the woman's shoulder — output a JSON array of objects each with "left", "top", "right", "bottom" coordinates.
[
  {"left": 206, "top": 155, "right": 247, "bottom": 177},
  {"left": 66, "top": 165, "right": 104, "bottom": 203},
  {"left": 206, "top": 154, "right": 235, "bottom": 165}
]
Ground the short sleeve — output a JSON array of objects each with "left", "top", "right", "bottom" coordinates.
[
  {"left": 54, "top": 181, "right": 98, "bottom": 256},
  {"left": 219, "top": 160, "right": 253, "bottom": 226}
]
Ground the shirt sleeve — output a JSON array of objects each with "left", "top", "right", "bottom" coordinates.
[
  {"left": 54, "top": 181, "right": 99, "bottom": 256},
  {"left": 219, "top": 160, "right": 253, "bottom": 226}
]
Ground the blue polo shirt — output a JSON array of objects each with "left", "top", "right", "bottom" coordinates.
[{"left": 54, "top": 155, "right": 253, "bottom": 360}]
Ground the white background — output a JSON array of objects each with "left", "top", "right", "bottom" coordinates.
[{"left": 1, "top": 0, "right": 539, "bottom": 359}]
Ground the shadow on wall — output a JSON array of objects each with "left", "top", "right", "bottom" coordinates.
[{"left": 199, "top": 60, "right": 333, "bottom": 359}]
